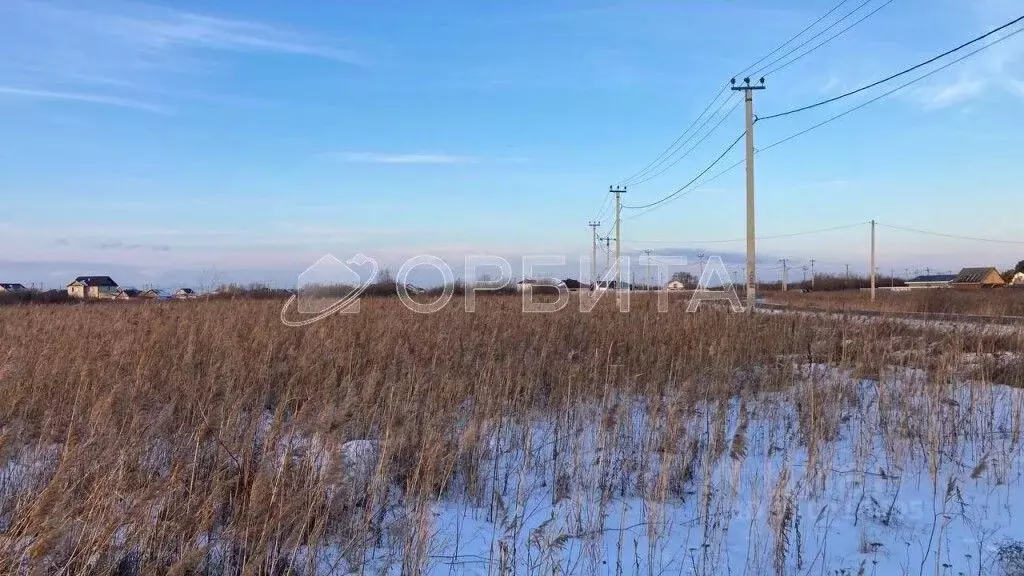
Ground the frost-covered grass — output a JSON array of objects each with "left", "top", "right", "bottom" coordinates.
[{"left": 0, "top": 297, "right": 1021, "bottom": 574}]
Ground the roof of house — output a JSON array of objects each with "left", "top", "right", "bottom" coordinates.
[
  {"left": 68, "top": 276, "right": 118, "bottom": 287},
  {"left": 0, "top": 283, "right": 26, "bottom": 290},
  {"left": 952, "top": 267, "right": 1004, "bottom": 284},
  {"left": 175, "top": 288, "right": 195, "bottom": 294},
  {"left": 118, "top": 289, "right": 141, "bottom": 297},
  {"left": 907, "top": 274, "right": 957, "bottom": 283}
]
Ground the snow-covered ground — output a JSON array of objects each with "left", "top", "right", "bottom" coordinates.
[
  {"left": 3, "top": 366, "right": 1023, "bottom": 575},
  {"left": 290, "top": 367, "right": 1024, "bottom": 575}
]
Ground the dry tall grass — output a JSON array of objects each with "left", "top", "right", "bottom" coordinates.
[
  {"left": 766, "top": 288, "right": 1024, "bottom": 317},
  {"left": 0, "top": 295, "right": 1021, "bottom": 574}
]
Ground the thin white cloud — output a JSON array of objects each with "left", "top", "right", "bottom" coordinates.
[
  {"left": 908, "top": 0, "right": 1024, "bottom": 109},
  {"left": 0, "top": 86, "right": 169, "bottom": 113},
  {"left": 0, "top": 0, "right": 363, "bottom": 111},
  {"left": 329, "top": 152, "right": 478, "bottom": 165}
]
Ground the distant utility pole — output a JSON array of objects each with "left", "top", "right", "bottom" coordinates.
[
  {"left": 588, "top": 221, "right": 601, "bottom": 288},
  {"left": 845, "top": 264, "right": 850, "bottom": 288},
  {"left": 890, "top": 266, "right": 894, "bottom": 288},
  {"left": 870, "top": 219, "right": 877, "bottom": 301},
  {"left": 599, "top": 236, "right": 612, "bottom": 283},
  {"left": 810, "top": 259, "right": 816, "bottom": 290},
  {"left": 610, "top": 186, "right": 627, "bottom": 288},
  {"left": 731, "top": 76, "right": 765, "bottom": 312},
  {"left": 779, "top": 258, "right": 789, "bottom": 292},
  {"left": 801, "top": 266, "right": 809, "bottom": 285},
  {"left": 643, "top": 249, "right": 653, "bottom": 290}
]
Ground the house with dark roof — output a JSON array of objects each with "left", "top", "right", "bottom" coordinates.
[
  {"left": 951, "top": 267, "right": 1006, "bottom": 288},
  {"left": 0, "top": 283, "right": 27, "bottom": 293},
  {"left": 67, "top": 276, "right": 119, "bottom": 299},
  {"left": 115, "top": 288, "right": 142, "bottom": 300},
  {"left": 173, "top": 288, "right": 197, "bottom": 299},
  {"left": 905, "top": 274, "right": 957, "bottom": 289}
]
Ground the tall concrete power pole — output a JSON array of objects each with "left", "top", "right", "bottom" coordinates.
[
  {"left": 643, "top": 249, "right": 653, "bottom": 290},
  {"left": 588, "top": 221, "right": 601, "bottom": 288},
  {"left": 611, "top": 186, "right": 627, "bottom": 288},
  {"left": 731, "top": 77, "right": 765, "bottom": 312},
  {"left": 810, "top": 258, "right": 816, "bottom": 290},
  {"left": 870, "top": 219, "right": 877, "bottom": 301},
  {"left": 779, "top": 258, "right": 789, "bottom": 292},
  {"left": 599, "top": 236, "right": 612, "bottom": 284}
]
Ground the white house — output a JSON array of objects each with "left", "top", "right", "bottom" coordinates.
[
  {"left": 665, "top": 280, "right": 687, "bottom": 291},
  {"left": 1012, "top": 272, "right": 1024, "bottom": 286}
]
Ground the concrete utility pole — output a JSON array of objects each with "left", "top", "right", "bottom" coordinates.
[
  {"left": 779, "top": 258, "right": 789, "bottom": 292},
  {"left": 599, "top": 236, "right": 612, "bottom": 283},
  {"left": 845, "top": 264, "right": 850, "bottom": 288},
  {"left": 610, "top": 186, "right": 627, "bottom": 288},
  {"left": 801, "top": 265, "right": 808, "bottom": 285},
  {"left": 731, "top": 76, "right": 765, "bottom": 312},
  {"left": 643, "top": 249, "right": 653, "bottom": 290},
  {"left": 588, "top": 221, "right": 601, "bottom": 288},
  {"left": 810, "top": 259, "right": 816, "bottom": 290},
  {"left": 870, "top": 219, "right": 877, "bottom": 301}
]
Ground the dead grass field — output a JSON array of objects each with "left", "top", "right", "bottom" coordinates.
[
  {"left": 0, "top": 295, "right": 1022, "bottom": 574},
  {"left": 765, "top": 288, "right": 1024, "bottom": 317}
]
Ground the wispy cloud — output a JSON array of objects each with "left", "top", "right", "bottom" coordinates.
[
  {"left": 0, "top": 0, "right": 362, "bottom": 112},
  {"left": 328, "top": 152, "right": 478, "bottom": 165},
  {"left": 908, "top": 1, "right": 1024, "bottom": 109},
  {"left": 0, "top": 86, "right": 169, "bottom": 113}
]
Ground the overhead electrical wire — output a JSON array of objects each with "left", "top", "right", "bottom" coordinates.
[
  {"left": 877, "top": 223, "right": 1024, "bottom": 245},
  {"left": 753, "top": 0, "right": 889, "bottom": 77},
  {"left": 760, "top": 0, "right": 896, "bottom": 77},
  {"left": 616, "top": 0, "right": 862, "bottom": 188},
  {"left": 759, "top": 13, "right": 1024, "bottom": 121},
  {"left": 758, "top": 24, "right": 1024, "bottom": 151},
  {"left": 621, "top": 130, "right": 746, "bottom": 211},
  {"left": 623, "top": 222, "right": 869, "bottom": 245},
  {"left": 627, "top": 97, "right": 743, "bottom": 187},
  {"left": 737, "top": 0, "right": 855, "bottom": 79},
  {"left": 591, "top": 191, "right": 613, "bottom": 223},
  {"left": 619, "top": 24, "right": 1024, "bottom": 222},
  {"left": 617, "top": 88, "right": 731, "bottom": 186}
]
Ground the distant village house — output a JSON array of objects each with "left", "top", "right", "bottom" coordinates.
[
  {"left": 951, "top": 267, "right": 1005, "bottom": 288},
  {"left": 67, "top": 276, "right": 119, "bottom": 299},
  {"left": 905, "top": 274, "right": 957, "bottom": 289},
  {"left": 115, "top": 289, "right": 141, "bottom": 300},
  {"left": 0, "top": 283, "right": 27, "bottom": 293},
  {"left": 174, "top": 288, "right": 196, "bottom": 299}
]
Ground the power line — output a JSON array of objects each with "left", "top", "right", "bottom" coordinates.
[
  {"left": 592, "top": 191, "right": 613, "bottom": 222},
  {"left": 759, "top": 12, "right": 1024, "bottom": 121},
  {"left": 754, "top": 0, "right": 885, "bottom": 77},
  {"left": 621, "top": 131, "right": 746, "bottom": 211},
  {"left": 624, "top": 222, "right": 869, "bottom": 245},
  {"left": 616, "top": 0, "right": 863, "bottom": 186},
  {"left": 618, "top": 87, "right": 730, "bottom": 186},
  {"left": 761, "top": 0, "right": 896, "bottom": 77},
  {"left": 620, "top": 24, "right": 1022, "bottom": 222},
  {"left": 876, "top": 223, "right": 1024, "bottom": 245},
  {"left": 622, "top": 157, "right": 745, "bottom": 221},
  {"left": 757, "top": 24, "right": 1024, "bottom": 151},
  {"left": 627, "top": 97, "right": 742, "bottom": 187},
  {"left": 739, "top": 0, "right": 855, "bottom": 78}
]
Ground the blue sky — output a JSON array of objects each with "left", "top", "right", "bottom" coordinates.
[{"left": 1, "top": 0, "right": 1022, "bottom": 288}]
